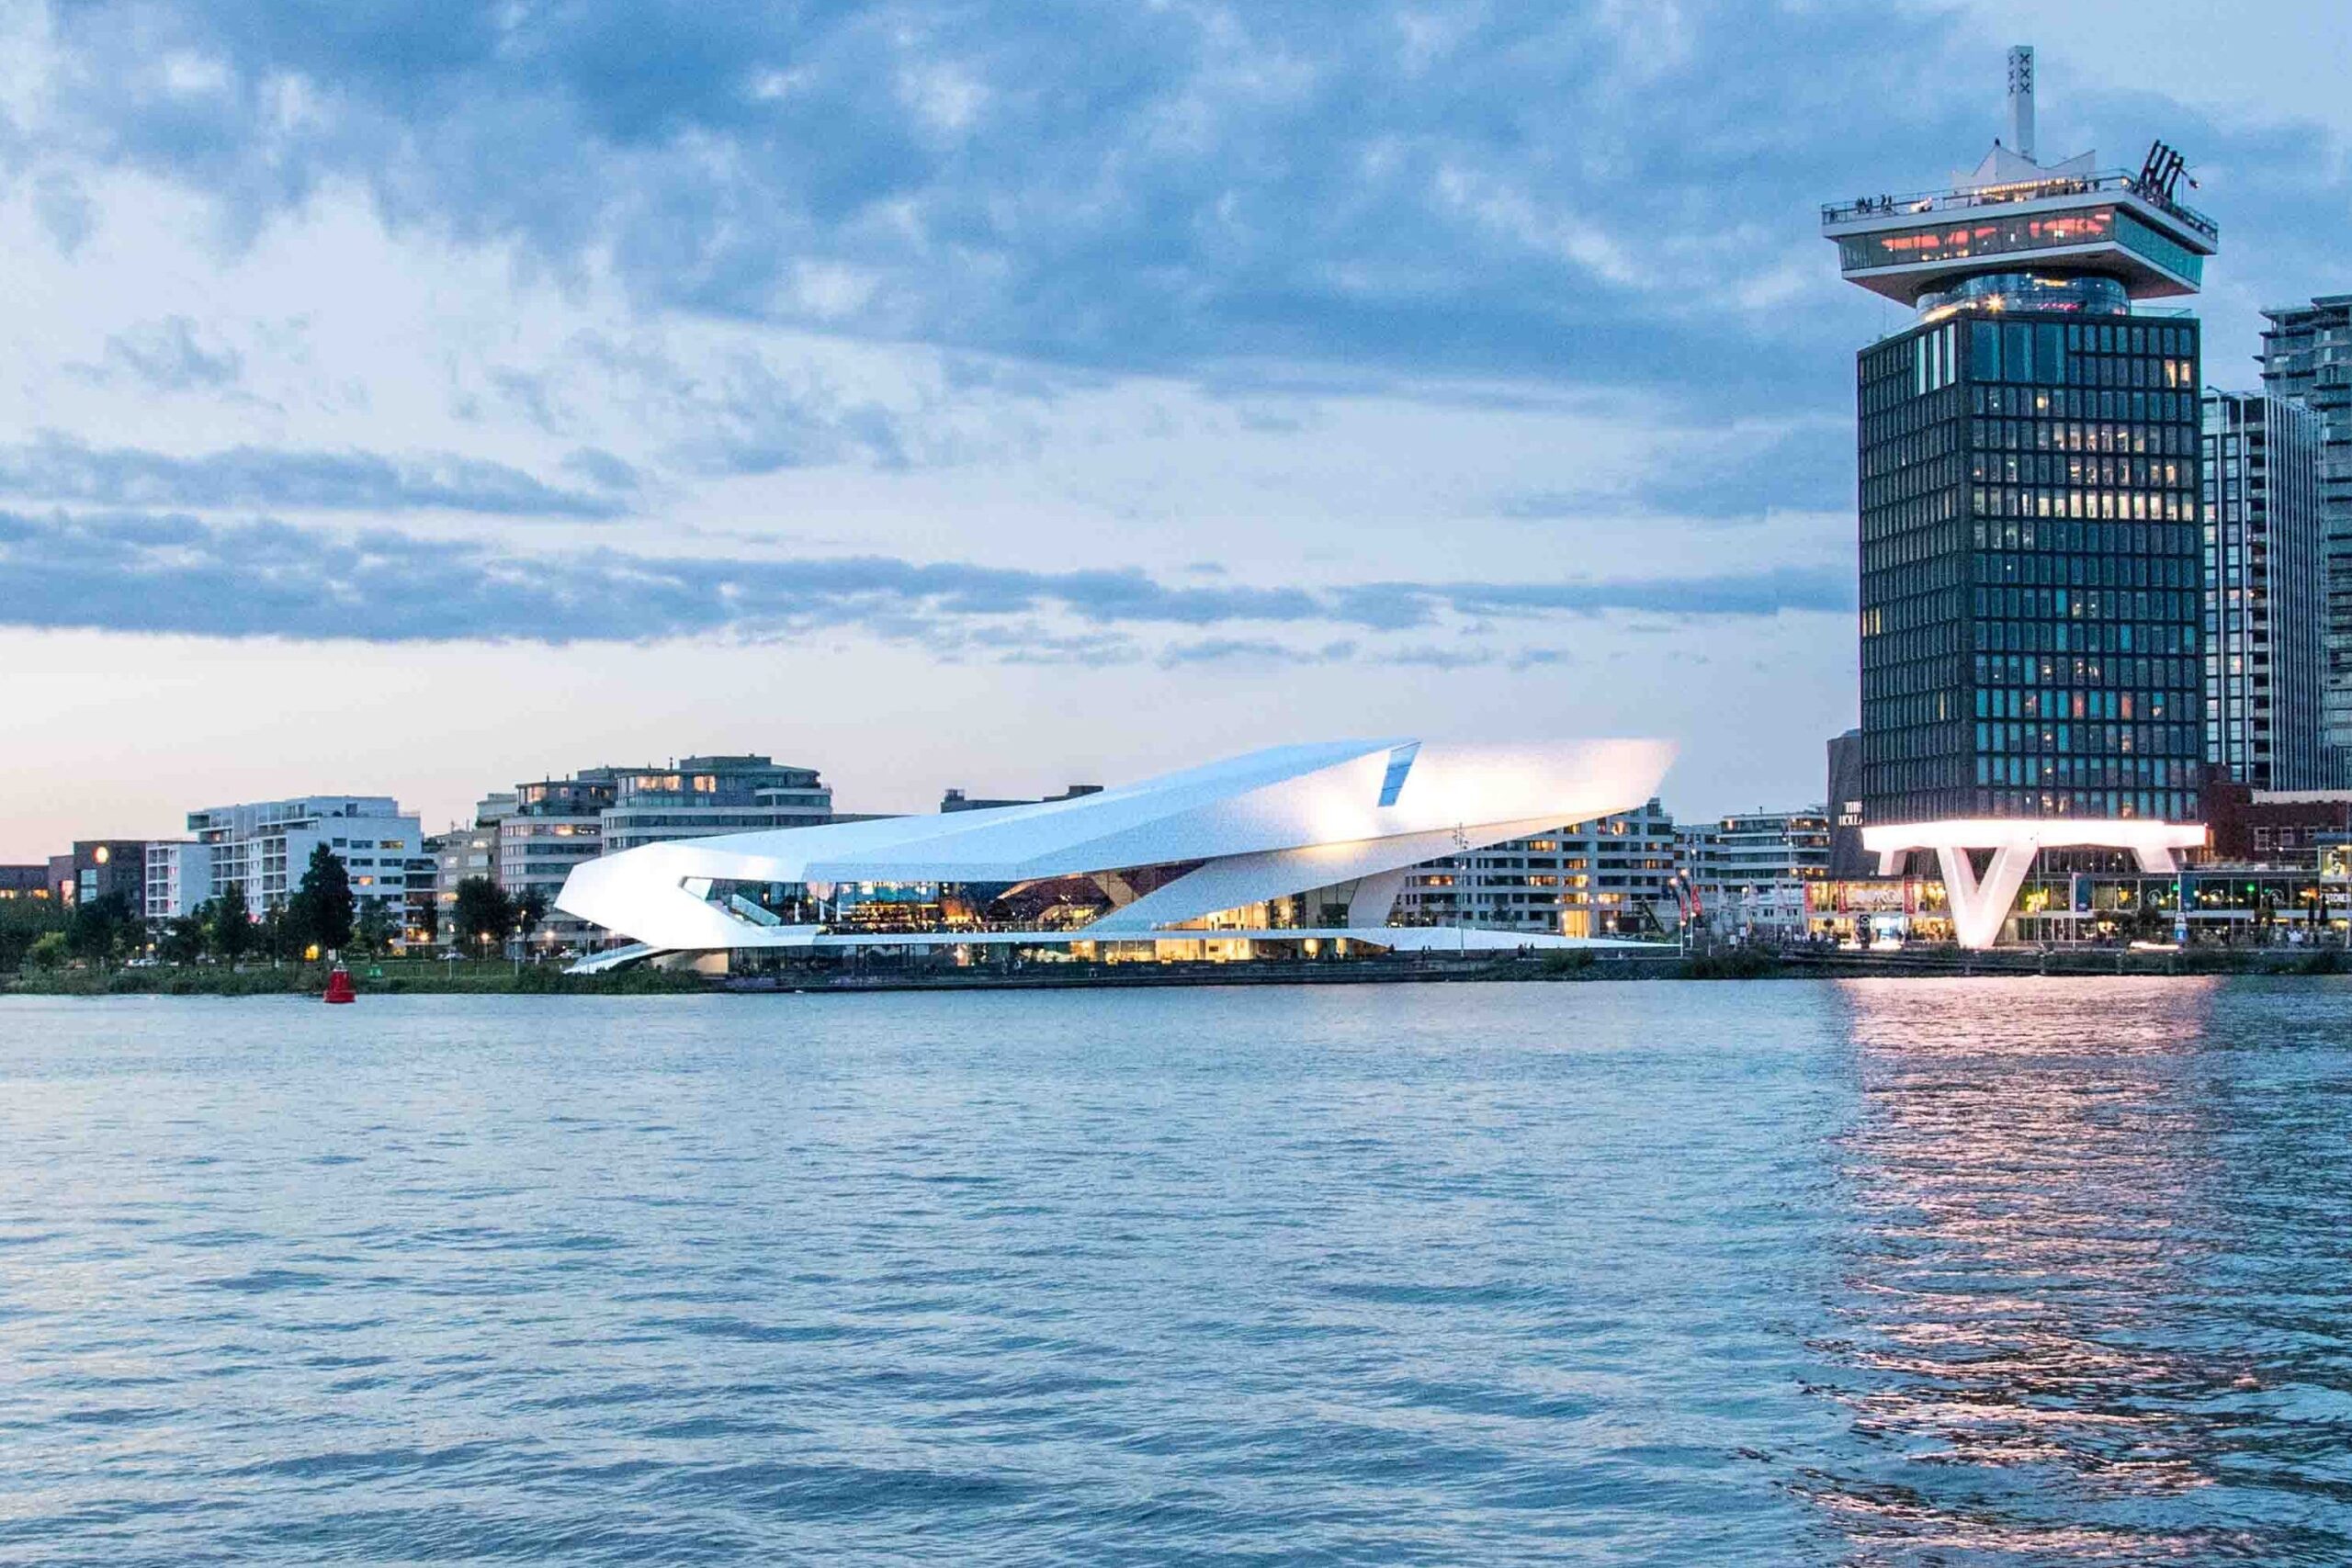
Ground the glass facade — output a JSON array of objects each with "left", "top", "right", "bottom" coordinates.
[
  {"left": 1859, "top": 311, "right": 2206, "bottom": 824},
  {"left": 1917, "top": 271, "right": 2129, "bottom": 316},
  {"left": 1838, "top": 206, "right": 2116, "bottom": 274},
  {"left": 2257, "top": 297, "right": 2352, "bottom": 766},
  {"left": 1838, "top": 204, "right": 2203, "bottom": 289},
  {"left": 2201, "top": 392, "right": 2331, "bottom": 790}
]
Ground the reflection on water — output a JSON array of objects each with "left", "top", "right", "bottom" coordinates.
[
  {"left": 1813, "top": 978, "right": 2352, "bottom": 1564},
  {"left": 2, "top": 984, "right": 2348, "bottom": 1563}
]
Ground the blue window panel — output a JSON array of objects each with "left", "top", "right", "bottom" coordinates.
[{"left": 1377, "top": 743, "right": 1420, "bottom": 807}]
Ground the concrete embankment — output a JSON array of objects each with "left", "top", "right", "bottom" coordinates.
[{"left": 11, "top": 945, "right": 2347, "bottom": 998}]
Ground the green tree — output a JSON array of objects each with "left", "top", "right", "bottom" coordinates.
[
  {"left": 514, "top": 888, "right": 550, "bottom": 954},
  {"left": 414, "top": 896, "right": 441, "bottom": 950},
  {"left": 157, "top": 914, "right": 207, "bottom": 965},
  {"left": 352, "top": 899, "right": 394, "bottom": 957},
  {"left": 452, "top": 877, "right": 513, "bottom": 958},
  {"left": 66, "top": 891, "right": 136, "bottom": 966},
  {"left": 257, "top": 902, "right": 294, "bottom": 964},
  {"left": 288, "top": 843, "right": 355, "bottom": 956},
  {"left": 0, "top": 897, "right": 71, "bottom": 972},
  {"left": 210, "top": 882, "right": 254, "bottom": 964},
  {"left": 26, "top": 931, "right": 69, "bottom": 970}
]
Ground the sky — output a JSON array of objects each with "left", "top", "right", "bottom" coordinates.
[{"left": 2, "top": 0, "right": 2348, "bottom": 858}]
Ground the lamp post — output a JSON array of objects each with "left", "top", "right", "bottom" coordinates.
[{"left": 1451, "top": 822, "right": 1470, "bottom": 956}]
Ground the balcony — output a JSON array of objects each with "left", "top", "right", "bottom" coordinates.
[{"left": 1822, "top": 170, "right": 2218, "bottom": 243}]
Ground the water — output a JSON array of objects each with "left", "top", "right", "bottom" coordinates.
[{"left": 1, "top": 979, "right": 2347, "bottom": 1564}]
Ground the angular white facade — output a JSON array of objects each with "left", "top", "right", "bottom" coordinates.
[{"left": 557, "top": 738, "right": 1674, "bottom": 964}]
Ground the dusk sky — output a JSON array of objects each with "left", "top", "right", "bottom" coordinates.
[{"left": 4, "top": 0, "right": 2347, "bottom": 858}]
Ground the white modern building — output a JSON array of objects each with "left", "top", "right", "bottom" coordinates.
[
  {"left": 558, "top": 738, "right": 1675, "bottom": 970},
  {"left": 142, "top": 840, "right": 214, "bottom": 921},
  {"left": 188, "top": 796, "right": 423, "bottom": 915}
]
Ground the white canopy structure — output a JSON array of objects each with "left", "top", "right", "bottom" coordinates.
[
  {"left": 557, "top": 737, "right": 1675, "bottom": 969},
  {"left": 1865, "top": 818, "right": 2207, "bottom": 950}
]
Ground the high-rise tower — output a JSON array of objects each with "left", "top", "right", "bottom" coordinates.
[
  {"left": 2202, "top": 390, "right": 2330, "bottom": 790},
  {"left": 2256, "top": 296, "right": 2352, "bottom": 776},
  {"left": 1821, "top": 47, "right": 2221, "bottom": 946}
]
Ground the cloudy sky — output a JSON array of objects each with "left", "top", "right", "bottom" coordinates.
[{"left": 3, "top": 0, "right": 2347, "bottom": 857}]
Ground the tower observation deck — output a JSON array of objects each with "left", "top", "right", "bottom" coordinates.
[
  {"left": 1822, "top": 46, "right": 2222, "bottom": 948},
  {"left": 1822, "top": 48, "right": 2217, "bottom": 312}
]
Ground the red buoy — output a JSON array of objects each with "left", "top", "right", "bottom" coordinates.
[{"left": 322, "top": 964, "right": 357, "bottom": 1005}]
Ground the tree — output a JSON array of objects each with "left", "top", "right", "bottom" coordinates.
[
  {"left": 157, "top": 915, "right": 207, "bottom": 965},
  {"left": 26, "top": 931, "right": 68, "bottom": 970},
  {"left": 0, "top": 897, "right": 71, "bottom": 973},
  {"left": 288, "top": 844, "right": 355, "bottom": 956},
  {"left": 452, "top": 877, "right": 513, "bottom": 958},
  {"left": 210, "top": 883, "right": 254, "bottom": 964},
  {"left": 514, "top": 888, "right": 550, "bottom": 954},
  {"left": 414, "top": 897, "right": 440, "bottom": 950},
  {"left": 256, "top": 902, "right": 298, "bottom": 964},
  {"left": 67, "top": 891, "right": 136, "bottom": 967},
  {"left": 352, "top": 899, "right": 394, "bottom": 957}
]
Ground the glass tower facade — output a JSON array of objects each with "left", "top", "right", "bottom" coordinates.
[
  {"left": 2202, "top": 390, "right": 2332, "bottom": 790},
  {"left": 1828, "top": 51, "right": 2218, "bottom": 836},
  {"left": 1860, "top": 312, "right": 2206, "bottom": 823},
  {"left": 2256, "top": 297, "right": 2352, "bottom": 768}
]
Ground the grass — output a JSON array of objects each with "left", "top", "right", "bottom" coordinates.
[{"left": 2, "top": 957, "right": 709, "bottom": 997}]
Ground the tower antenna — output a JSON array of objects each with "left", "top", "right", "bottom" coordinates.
[{"left": 2006, "top": 45, "right": 2036, "bottom": 161}]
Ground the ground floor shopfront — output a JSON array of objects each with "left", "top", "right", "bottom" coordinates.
[{"left": 1806, "top": 863, "right": 2352, "bottom": 947}]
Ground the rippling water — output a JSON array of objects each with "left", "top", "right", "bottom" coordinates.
[{"left": 1, "top": 980, "right": 2347, "bottom": 1564}]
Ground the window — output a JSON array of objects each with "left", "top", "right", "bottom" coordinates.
[{"left": 1377, "top": 742, "right": 1419, "bottom": 807}]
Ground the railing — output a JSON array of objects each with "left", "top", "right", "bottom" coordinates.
[{"left": 1822, "top": 171, "right": 2218, "bottom": 243}]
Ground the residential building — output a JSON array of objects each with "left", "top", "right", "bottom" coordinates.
[
  {"left": 49, "top": 841, "right": 151, "bottom": 908},
  {"left": 188, "top": 797, "right": 421, "bottom": 916},
  {"left": 1680, "top": 808, "right": 1832, "bottom": 941},
  {"left": 2257, "top": 295, "right": 2352, "bottom": 758},
  {"left": 598, "top": 757, "right": 832, "bottom": 854},
  {"left": 2203, "top": 390, "right": 2332, "bottom": 789},
  {"left": 142, "top": 841, "right": 215, "bottom": 921},
  {"left": 1823, "top": 46, "right": 2219, "bottom": 943},
  {"left": 0, "top": 866, "right": 49, "bottom": 900},
  {"left": 426, "top": 799, "right": 505, "bottom": 944},
  {"left": 500, "top": 768, "right": 639, "bottom": 952},
  {"left": 1393, "top": 799, "right": 1680, "bottom": 940}
]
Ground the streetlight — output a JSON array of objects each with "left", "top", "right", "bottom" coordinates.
[{"left": 1451, "top": 823, "right": 1469, "bottom": 955}]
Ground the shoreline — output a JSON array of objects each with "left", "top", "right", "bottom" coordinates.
[{"left": 6, "top": 944, "right": 2349, "bottom": 997}]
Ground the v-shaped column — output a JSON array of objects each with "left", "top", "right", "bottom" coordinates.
[{"left": 1934, "top": 836, "right": 2041, "bottom": 949}]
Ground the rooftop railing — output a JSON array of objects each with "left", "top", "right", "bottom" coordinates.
[{"left": 1822, "top": 170, "right": 2218, "bottom": 243}]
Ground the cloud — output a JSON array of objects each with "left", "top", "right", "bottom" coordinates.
[
  {"left": 1496, "top": 420, "right": 1856, "bottom": 524},
  {"left": 32, "top": 172, "right": 97, "bottom": 254},
  {"left": 47, "top": 0, "right": 2302, "bottom": 409},
  {"left": 0, "top": 434, "right": 632, "bottom": 518},
  {"left": 80, "top": 316, "right": 244, "bottom": 391},
  {"left": 0, "top": 511, "right": 1851, "bottom": 653},
  {"left": 1431, "top": 566, "right": 1853, "bottom": 619},
  {"left": 17, "top": 3, "right": 2340, "bottom": 538}
]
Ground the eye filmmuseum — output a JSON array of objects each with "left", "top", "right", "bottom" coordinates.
[{"left": 1822, "top": 47, "right": 2222, "bottom": 943}]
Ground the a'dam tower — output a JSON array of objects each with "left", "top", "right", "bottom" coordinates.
[{"left": 1821, "top": 46, "right": 2220, "bottom": 946}]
